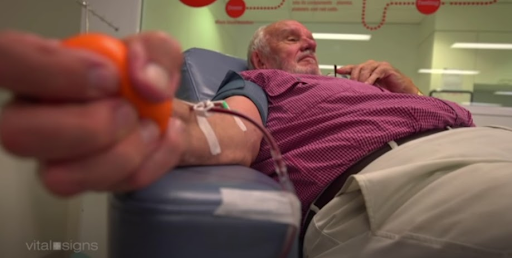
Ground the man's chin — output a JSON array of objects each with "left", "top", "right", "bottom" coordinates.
[
  {"left": 277, "top": 64, "right": 321, "bottom": 75},
  {"left": 292, "top": 67, "right": 321, "bottom": 75}
]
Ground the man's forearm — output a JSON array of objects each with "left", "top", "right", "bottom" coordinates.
[{"left": 172, "top": 97, "right": 263, "bottom": 167}]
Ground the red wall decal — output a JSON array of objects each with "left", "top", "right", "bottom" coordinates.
[{"left": 180, "top": 0, "right": 217, "bottom": 8}]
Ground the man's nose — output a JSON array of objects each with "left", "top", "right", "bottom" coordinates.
[{"left": 301, "top": 38, "right": 317, "bottom": 53}]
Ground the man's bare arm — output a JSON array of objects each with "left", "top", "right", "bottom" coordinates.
[
  {"left": 173, "top": 96, "right": 264, "bottom": 167},
  {"left": 0, "top": 30, "right": 263, "bottom": 195}
]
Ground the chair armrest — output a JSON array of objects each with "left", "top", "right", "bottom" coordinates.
[{"left": 108, "top": 165, "right": 299, "bottom": 258}]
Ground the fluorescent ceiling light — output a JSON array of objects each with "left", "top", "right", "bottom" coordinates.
[
  {"left": 494, "top": 91, "right": 512, "bottom": 96},
  {"left": 418, "top": 69, "right": 480, "bottom": 75},
  {"left": 312, "top": 33, "right": 371, "bottom": 41},
  {"left": 319, "top": 64, "right": 335, "bottom": 70},
  {"left": 463, "top": 102, "right": 502, "bottom": 107},
  {"left": 319, "top": 64, "right": 344, "bottom": 70},
  {"left": 451, "top": 43, "right": 512, "bottom": 50}
]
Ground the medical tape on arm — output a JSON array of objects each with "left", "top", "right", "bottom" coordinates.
[
  {"left": 191, "top": 100, "right": 247, "bottom": 155},
  {"left": 192, "top": 101, "right": 221, "bottom": 155},
  {"left": 220, "top": 101, "right": 247, "bottom": 132},
  {"left": 235, "top": 117, "right": 247, "bottom": 131}
]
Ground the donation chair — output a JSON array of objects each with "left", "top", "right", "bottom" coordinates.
[{"left": 108, "top": 48, "right": 301, "bottom": 258}]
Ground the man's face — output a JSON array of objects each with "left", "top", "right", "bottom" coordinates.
[{"left": 260, "top": 21, "right": 320, "bottom": 75}]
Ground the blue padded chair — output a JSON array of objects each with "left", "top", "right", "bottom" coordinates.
[{"left": 108, "top": 48, "right": 301, "bottom": 258}]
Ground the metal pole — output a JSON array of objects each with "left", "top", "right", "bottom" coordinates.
[{"left": 74, "top": 0, "right": 120, "bottom": 32}]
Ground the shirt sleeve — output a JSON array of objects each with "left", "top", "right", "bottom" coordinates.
[
  {"left": 212, "top": 70, "right": 269, "bottom": 125},
  {"left": 449, "top": 102, "right": 476, "bottom": 127},
  {"left": 437, "top": 99, "right": 476, "bottom": 127}
]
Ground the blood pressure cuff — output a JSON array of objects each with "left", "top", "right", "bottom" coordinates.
[{"left": 212, "top": 70, "right": 269, "bottom": 126}]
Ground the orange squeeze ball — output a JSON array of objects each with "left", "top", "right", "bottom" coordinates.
[{"left": 62, "top": 33, "right": 173, "bottom": 133}]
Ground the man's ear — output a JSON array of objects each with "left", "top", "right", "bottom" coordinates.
[{"left": 251, "top": 51, "right": 267, "bottom": 69}]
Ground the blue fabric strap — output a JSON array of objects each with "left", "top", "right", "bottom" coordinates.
[{"left": 212, "top": 70, "right": 269, "bottom": 125}]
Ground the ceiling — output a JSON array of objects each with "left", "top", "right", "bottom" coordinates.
[{"left": 209, "top": 0, "right": 512, "bottom": 25}]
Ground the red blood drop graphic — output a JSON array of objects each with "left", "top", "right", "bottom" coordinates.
[
  {"left": 180, "top": 0, "right": 217, "bottom": 8},
  {"left": 226, "top": 0, "right": 246, "bottom": 18},
  {"left": 416, "top": 0, "right": 441, "bottom": 15}
]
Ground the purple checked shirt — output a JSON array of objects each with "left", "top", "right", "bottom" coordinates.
[{"left": 240, "top": 69, "right": 475, "bottom": 217}]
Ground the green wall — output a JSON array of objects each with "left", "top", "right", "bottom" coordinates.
[{"left": 141, "top": 1, "right": 235, "bottom": 55}]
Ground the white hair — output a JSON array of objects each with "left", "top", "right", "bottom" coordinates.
[
  {"left": 247, "top": 25, "right": 270, "bottom": 70},
  {"left": 245, "top": 21, "right": 321, "bottom": 75}
]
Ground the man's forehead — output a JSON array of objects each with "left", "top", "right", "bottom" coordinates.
[{"left": 268, "top": 20, "right": 310, "bottom": 35}]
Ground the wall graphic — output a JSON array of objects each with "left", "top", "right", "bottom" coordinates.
[
  {"left": 181, "top": 0, "right": 499, "bottom": 30},
  {"left": 225, "top": 0, "right": 247, "bottom": 18},
  {"left": 363, "top": 0, "right": 497, "bottom": 30},
  {"left": 180, "top": 0, "right": 218, "bottom": 7}
]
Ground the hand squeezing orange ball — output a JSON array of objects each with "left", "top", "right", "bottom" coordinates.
[{"left": 62, "top": 33, "right": 173, "bottom": 133}]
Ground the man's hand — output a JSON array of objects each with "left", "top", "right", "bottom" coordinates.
[
  {"left": 0, "top": 30, "right": 185, "bottom": 196},
  {"left": 336, "top": 60, "right": 421, "bottom": 95}
]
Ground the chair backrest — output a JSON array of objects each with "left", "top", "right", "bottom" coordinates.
[{"left": 177, "top": 48, "right": 248, "bottom": 101}]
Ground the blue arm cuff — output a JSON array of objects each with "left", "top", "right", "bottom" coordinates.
[{"left": 212, "top": 70, "right": 269, "bottom": 125}]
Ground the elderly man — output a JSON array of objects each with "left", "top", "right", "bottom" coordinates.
[{"left": 1, "top": 20, "right": 512, "bottom": 258}]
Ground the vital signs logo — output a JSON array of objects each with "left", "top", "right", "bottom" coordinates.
[{"left": 26, "top": 240, "right": 99, "bottom": 253}]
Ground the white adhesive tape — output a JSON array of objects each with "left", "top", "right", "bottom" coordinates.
[
  {"left": 234, "top": 117, "right": 247, "bottom": 132},
  {"left": 214, "top": 188, "right": 301, "bottom": 228},
  {"left": 196, "top": 115, "right": 221, "bottom": 155}
]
